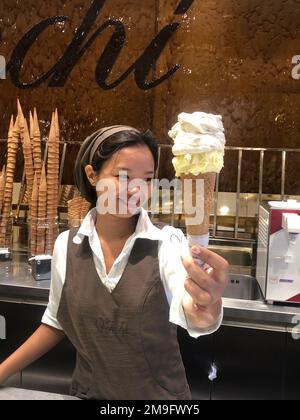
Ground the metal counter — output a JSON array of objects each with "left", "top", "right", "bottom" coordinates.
[
  {"left": 0, "top": 259, "right": 50, "bottom": 305},
  {"left": 222, "top": 298, "right": 300, "bottom": 332},
  {"left": 1, "top": 259, "right": 300, "bottom": 333}
]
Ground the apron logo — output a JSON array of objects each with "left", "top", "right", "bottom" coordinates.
[
  {"left": 6, "top": 0, "right": 195, "bottom": 90},
  {"left": 97, "top": 317, "right": 132, "bottom": 336}
]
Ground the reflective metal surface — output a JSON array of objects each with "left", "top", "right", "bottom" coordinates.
[
  {"left": 209, "top": 245, "right": 253, "bottom": 267},
  {"left": 223, "top": 275, "right": 261, "bottom": 301},
  {"left": 223, "top": 297, "right": 300, "bottom": 330},
  {"left": 1, "top": 253, "right": 300, "bottom": 331},
  {"left": 0, "top": 256, "right": 50, "bottom": 302}
]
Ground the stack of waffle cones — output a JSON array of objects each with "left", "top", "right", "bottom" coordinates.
[
  {"left": 32, "top": 108, "right": 42, "bottom": 186},
  {"left": 68, "top": 194, "right": 91, "bottom": 227},
  {"left": 29, "top": 108, "right": 60, "bottom": 257},
  {"left": 45, "top": 111, "right": 60, "bottom": 255},
  {"left": 60, "top": 185, "right": 76, "bottom": 207},
  {"left": 0, "top": 100, "right": 61, "bottom": 256},
  {"left": 81, "top": 199, "right": 91, "bottom": 221},
  {"left": 18, "top": 100, "right": 35, "bottom": 207},
  {"left": 15, "top": 100, "right": 56, "bottom": 257},
  {"left": 0, "top": 117, "right": 19, "bottom": 249},
  {"left": 36, "top": 165, "right": 48, "bottom": 256},
  {"left": 30, "top": 173, "right": 39, "bottom": 257},
  {"left": 0, "top": 165, "right": 6, "bottom": 219},
  {"left": 23, "top": 108, "right": 42, "bottom": 206}
]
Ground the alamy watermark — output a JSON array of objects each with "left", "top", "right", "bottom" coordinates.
[
  {"left": 0, "top": 55, "right": 6, "bottom": 80},
  {"left": 95, "top": 172, "right": 205, "bottom": 226},
  {"left": 0, "top": 315, "right": 6, "bottom": 340}
]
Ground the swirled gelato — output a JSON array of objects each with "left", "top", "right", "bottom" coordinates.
[{"left": 169, "top": 112, "right": 226, "bottom": 177}]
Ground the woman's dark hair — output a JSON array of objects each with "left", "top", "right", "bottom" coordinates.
[
  {"left": 78, "top": 129, "right": 158, "bottom": 206},
  {"left": 91, "top": 129, "right": 158, "bottom": 173}
]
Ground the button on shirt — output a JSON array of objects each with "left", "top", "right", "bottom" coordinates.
[{"left": 42, "top": 208, "right": 223, "bottom": 339}]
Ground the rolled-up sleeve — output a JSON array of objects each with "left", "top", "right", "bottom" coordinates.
[
  {"left": 41, "top": 231, "right": 70, "bottom": 331},
  {"left": 158, "top": 226, "right": 223, "bottom": 339}
]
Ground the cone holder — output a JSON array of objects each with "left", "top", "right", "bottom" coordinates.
[
  {"left": 0, "top": 248, "right": 12, "bottom": 262},
  {"left": 30, "top": 256, "right": 52, "bottom": 281}
]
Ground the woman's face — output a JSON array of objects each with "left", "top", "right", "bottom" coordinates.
[{"left": 85, "top": 144, "right": 155, "bottom": 219}]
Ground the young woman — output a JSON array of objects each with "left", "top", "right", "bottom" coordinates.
[{"left": 0, "top": 126, "right": 229, "bottom": 400}]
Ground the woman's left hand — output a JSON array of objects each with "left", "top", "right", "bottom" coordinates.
[{"left": 181, "top": 246, "right": 229, "bottom": 330}]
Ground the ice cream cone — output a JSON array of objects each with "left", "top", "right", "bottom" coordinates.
[{"left": 169, "top": 112, "right": 225, "bottom": 252}]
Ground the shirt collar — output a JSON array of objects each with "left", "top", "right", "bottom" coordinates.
[{"left": 73, "top": 207, "right": 165, "bottom": 245}]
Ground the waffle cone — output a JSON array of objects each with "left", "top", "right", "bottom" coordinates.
[
  {"left": 35, "top": 166, "right": 47, "bottom": 255},
  {"left": 44, "top": 109, "right": 60, "bottom": 255},
  {"left": 0, "top": 165, "right": 6, "bottom": 214},
  {"left": 29, "top": 174, "right": 39, "bottom": 256},
  {"left": 60, "top": 185, "right": 75, "bottom": 206},
  {"left": 181, "top": 172, "right": 216, "bottom": 236},
  {"left": 29, "top": 111, "right": 34, "bottom": 148},
  {"left": 0, "top": 116, "right": 18, "bottom": 248},
  {"left": 32, "top": 108, "right": 42, "bottom": 182},
  {"left": 18, "top": 103, "right": 34, "bottom": 206},
  {"left": 68, "top": 196, "right": 83, "bottom": 227},
  {"left": 80, "top": 200, "right": 91, "bottom": 220}
]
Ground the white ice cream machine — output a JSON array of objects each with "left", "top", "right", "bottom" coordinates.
[{"left": 256, "top": 201, "right": 300, "bottom": 304}]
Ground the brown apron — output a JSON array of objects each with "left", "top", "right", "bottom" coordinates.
[{"left": 57, "top": 228, "right": 191, "bottom": 400}]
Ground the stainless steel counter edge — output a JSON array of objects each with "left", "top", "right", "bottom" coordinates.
[
  {"left": 222, "top": 297, "right": 300, "bottom": 332},
  {"left": 2, "top": 278, "right": 300, "bottom": 331}
]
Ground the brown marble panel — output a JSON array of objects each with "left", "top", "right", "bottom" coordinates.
[{"left": 0, "top": 0, "right": 300, "bottom": 194}]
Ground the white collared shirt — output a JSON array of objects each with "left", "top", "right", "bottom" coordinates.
[{"left": 42, "top": 208, "right": 223, "bottom": 339}]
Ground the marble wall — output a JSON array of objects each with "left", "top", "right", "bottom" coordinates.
[{"left": 0, "top": 0, "right": 300, "bottom": 194}]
